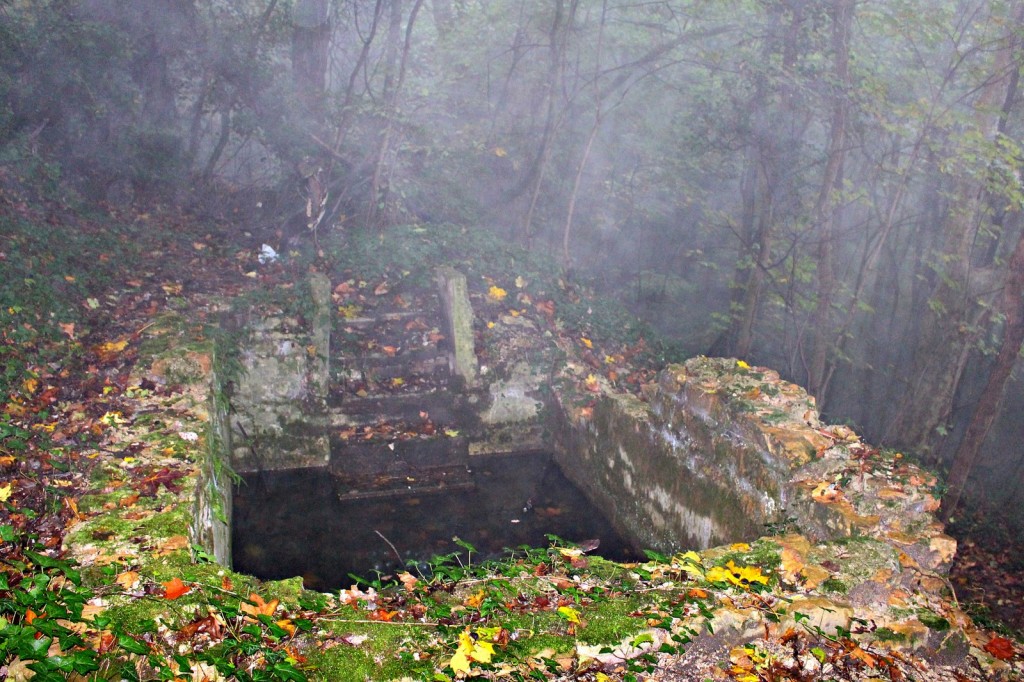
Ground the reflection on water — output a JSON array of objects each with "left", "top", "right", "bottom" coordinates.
[{"left": 232, "top": 451, "right": 641, "bottom": 590}]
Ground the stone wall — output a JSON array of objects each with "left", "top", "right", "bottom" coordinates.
[
  {"left": 227, "top": 273, "right": 332, "bottom": 472},
  {"left": 551, "top": 357, "right": 954, "bottom": 575}
]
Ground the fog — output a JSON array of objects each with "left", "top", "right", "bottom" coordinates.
[{"left": 2, "top": 0, "right": 1023, "bottom": 525}]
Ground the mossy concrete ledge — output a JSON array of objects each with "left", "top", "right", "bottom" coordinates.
[{"left": 551, "top": 356, "right": 955, "bottom": 575}]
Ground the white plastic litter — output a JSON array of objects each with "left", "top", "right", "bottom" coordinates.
[{"left": 258, "top": 243, "right": 278, "bottom": 264}]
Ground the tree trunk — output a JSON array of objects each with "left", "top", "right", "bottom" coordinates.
[
  {"left": 942, "top": 228, "right": 1024, "bottom": 521},
  {"left": 885, "top": 3, "right": 1022, "bottom": 454},
  {"left": 806, "top": 0, "right": 853, "bottom": 400},
  {"left": 292, "top": 0, "right": 331, "bottom": 112}
]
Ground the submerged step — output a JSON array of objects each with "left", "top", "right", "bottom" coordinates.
[{"left": 330, "top": 434, "right": 469, "bottom": 474}]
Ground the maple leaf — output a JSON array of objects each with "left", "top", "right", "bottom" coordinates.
[
  {"left": 240, "top": 593, "right": 279, "bottom": 619},
  {"left": 449, "top": 628, "right": 496, "bottom": 675},
  {"left": 985, "top": 636, "right": 1016, "bottom": 661},
  {"left": 705, "top": 560, "right": 769, "bottom": 589},
  {"left": 162, "top": 577, "right": 191, "bottom": 599},
  {"left": 464, "top": 590, "right": 485, "bottom": 608},
  {"left": 487, "top": 285, "right": 507, "bottom": 302}
]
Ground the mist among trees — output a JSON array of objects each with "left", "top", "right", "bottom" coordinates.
[{"left": 2, "top": 0, "right": 1023, "bottom": 523}]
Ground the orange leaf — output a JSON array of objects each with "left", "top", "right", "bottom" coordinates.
[
  {"left": 25, "top": 608, "right": 42, "bottom": 624},
  {"left": 240, "top": 593, "right": 279, "bottom": 619},
  {"left": 162, "top": 577, "right": 191, "bottom": 600},
  {"left": 848, "top": 645, "right": 878, "bottom": 667},
  {"left": 369, "top": 608, "right": 400, "bottom": 622},
  {"left": 221, "top": 575, "right": 233, "bottom": 592},
  {"left": 464, "top": 590, "right": 485, "bottom": 609},
  {"left": 985, "top": 636, "right": 1016, "bottom": 661}
]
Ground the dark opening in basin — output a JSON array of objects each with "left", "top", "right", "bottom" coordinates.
[{"left": 231, "top": 451, "right": 642, "bottom": 590}]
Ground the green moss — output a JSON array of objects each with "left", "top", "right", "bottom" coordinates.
[
  {"left": 820, "top": 578, "right": 849, "bottom": 594},
  {"left": 578, "top": 596, "right": 647, "bottom": 645},
  {"left": 917, "top": 610, "right": 950, "bottom": 631},
  {"left": 872, "top": 627, "right": 907, "bottom": 643}
]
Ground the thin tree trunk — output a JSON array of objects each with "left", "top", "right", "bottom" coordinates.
[
  {"left": 522, "top": 0, "right": 573, "bottom": 246},
  {"left": 942, "top": 226, "right": 1024, "bottom": 521},
  {"left": 806, "top": 0, "right": 852, "bottom": 400}
]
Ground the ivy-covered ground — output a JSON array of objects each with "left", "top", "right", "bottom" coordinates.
[{"left": 1, "top": 185, "right": 1023, "bottom": 680}]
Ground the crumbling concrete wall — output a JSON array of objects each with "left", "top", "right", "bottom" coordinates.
[
  {"left": 227, "top": 273, "right": 332, "bottom": 472},
  {"left": 551, "top": 357, "right": 954, "bottom": 575}
]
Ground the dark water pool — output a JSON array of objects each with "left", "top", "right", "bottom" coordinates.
[{"left": 232, "top": 451, "right": 642, "bottom": 590}]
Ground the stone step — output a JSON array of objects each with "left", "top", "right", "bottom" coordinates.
[
  {"left": 331, "top": 467, "right": 475, "bottom": 502},
  {"left": 327, "top": 390, "right": 467, "bottom": 426},
  {"left": 330, "top": 435, "right": 469, "bottom": 475},
  {"left": 333, "top": 349, "right": 449, "bottom": 378}
]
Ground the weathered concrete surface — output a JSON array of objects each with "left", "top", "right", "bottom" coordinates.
[
  {"left": 228, "top": 273, "right": 332, "bottom": 472},
  {"left": 551, "top": 356, "right": 953, "bottom": 576},
  {"left": 436, "top": 266, "right": 478, "bottom": 386}
]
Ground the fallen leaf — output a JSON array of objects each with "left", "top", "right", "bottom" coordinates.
[
  {"left": 115, "top": 571, "right": 140, "bottom": 590},
  {"left": 162, "top": 577, "right": 191, "bottom": 600},
  {"left": 985, "top": 636, "right": 1016, "bottom": 661},
  {"left": 487, "top": 285, "right": 508, "bottom": 302},
  {"left": 0, "top": 483, "right": 12, "bottom": 502},
  {"left": 464, "top": 590, "right": 485, "bottom": 608},
  {"left": 398, "top": 572, "right": 418, "bottom": 592},
  {"left": 155, "top": 535, "right": 189, "bottom": 556},
  {"left": 240, "top": 593, "right": 280, "bottom": 619}
]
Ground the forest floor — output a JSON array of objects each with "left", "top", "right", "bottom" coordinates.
[{"left": 1, "top": 190, "right": 1023, "bottom": 680}]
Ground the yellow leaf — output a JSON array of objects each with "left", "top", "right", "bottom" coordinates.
[
  {"left": 449, "top": 628, "right": 495, "bottom": 675},
  {"left": 0, "top": 483, "right": 12, "bottom": 502},
  {"left": 487, "top": 285, "right": 508, "bottom": 302},
  {"left": 487, "top": 321, "right": 496, "bottom": 329},
  {"left": 706, "top": 560, "right": 769, "bottom": 589},
  {"left": 729, "top": 542, "right": 751, "bottom": 552},
  {"left": 580, "top": 337, "right": 593, "bottom": 348},
  {"left": 99, "top": 339, "right": 129, "bottom": 355},
  {"left": 450, "top": 648, "right": 472, "bottom": 675},
  {"left": 557, "top": 606, "right": 581, "bottom": 624},
  {"left": 736, "top": 360, "right": 751, "bottom": 369},
  {"left": 391, "top": 377, "right": 405, "bottom": 387},
  {"left": 22, "top": 377, "right": 38, "bottom": 394}
]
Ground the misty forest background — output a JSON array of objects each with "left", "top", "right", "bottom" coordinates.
[{"left": 2, "top": 0, "right": 1023, "bottom": 529}]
